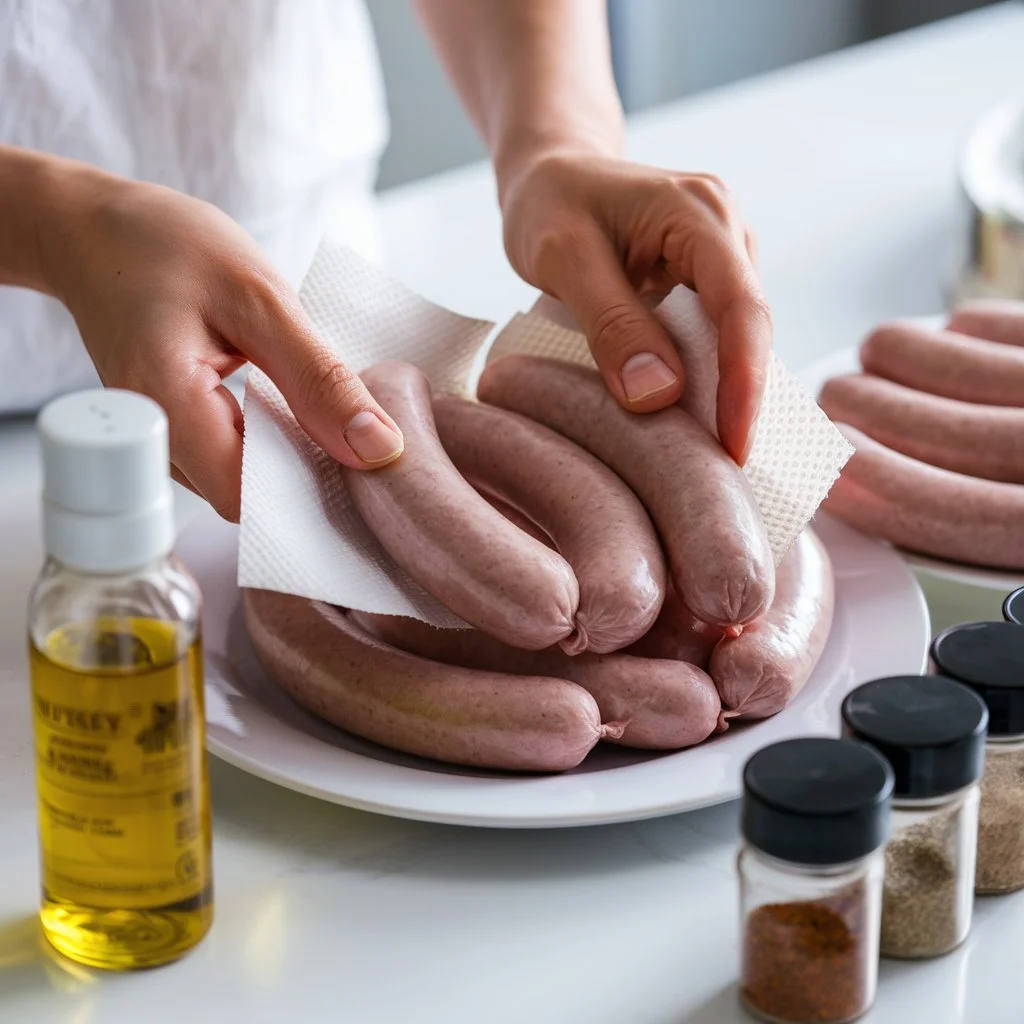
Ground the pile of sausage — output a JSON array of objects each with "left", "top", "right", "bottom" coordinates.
[
  {"left": 244, "top": 355, "right": 835, "bottom": 772},
  {"left": 819, "top": 301, "right": 1024, "bottom": 570}
]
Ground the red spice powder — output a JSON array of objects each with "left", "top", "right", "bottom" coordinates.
[{"left": 741, "top": 881, "right": 869, "bottom": 1024}]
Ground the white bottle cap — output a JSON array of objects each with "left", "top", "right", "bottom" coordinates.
[{"left": 38, "top": 389, "right": 175, "bottom": 573}]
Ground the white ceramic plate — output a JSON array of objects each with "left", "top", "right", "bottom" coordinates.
[
  {"left": 798, "top": 340, "right": 1024, "bottom": 593},
  {"left": 177, "top": 506, "right": 928, "bottom": 828}
]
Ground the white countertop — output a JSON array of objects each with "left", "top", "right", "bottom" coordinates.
[{"left": 2, "top": 5, "right": 1023, "bottom": 1022}]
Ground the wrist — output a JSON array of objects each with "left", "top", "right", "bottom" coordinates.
[
  {"left": 495, "top": 124, "right": 622, "bottom": 210},
  {"left": 35, "top": 156, "right": 124, "bottom": 304}
]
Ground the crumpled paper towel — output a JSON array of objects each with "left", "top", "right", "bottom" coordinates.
[{"left": 238, "top": 236, "right": 852, "bottom": 625}]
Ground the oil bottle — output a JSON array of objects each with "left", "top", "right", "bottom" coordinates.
[{"left": 27, "top": 388, "right": 213, "bottom": 969}]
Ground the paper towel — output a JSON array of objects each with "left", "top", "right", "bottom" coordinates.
[{"left": 238, "top": 237, "right": 852, "bottom": 623}]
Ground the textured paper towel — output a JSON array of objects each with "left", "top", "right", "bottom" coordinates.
[
  {"left": 238, "top": 238, "right": 493, "bottom": 626},
  {"left": 239, "top": 238, "right": 852, "bottom": 625}
]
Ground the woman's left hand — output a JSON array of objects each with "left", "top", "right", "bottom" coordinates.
[{"left": 499, "top": 151, "right": 771, "bottom": 465}]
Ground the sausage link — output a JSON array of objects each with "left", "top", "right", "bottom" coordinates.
[
  {"left": 352, "top": 612, "right": 723, "bottom": 750},
  {"left": 710, "top": 529, "right": 834, "bottom": 720},
  {"left": 625, "top": 585, "right": 723, "bottom": 669},
  {"left": 859, "top": 321, "right": 1024, "bottom": 406},
  {"left": 244, "top": 589, "right": 612, "bottom": 772},
  {"left": 822, "top": 424, "right": 1024, "bottom": 569},
  {"left": 947, "top": 300, "right": 1024, "bottom": 347},
  {"left": 343, "top": 360, "right": 579, "bottom": 649},
  {"left": 433, "top": 395, "right": 667, "bottom": 654},
  {"left": 476, "top": 355, "right": 774, "bottom": 628},
  {"left": 819, "top": 373, "right": 1024, "bottom": 484}
]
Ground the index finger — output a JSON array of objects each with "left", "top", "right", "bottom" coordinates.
[{"left": 666, "top": 228, "right": 771, "bottom": 464}]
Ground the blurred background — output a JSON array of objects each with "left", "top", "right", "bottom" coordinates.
[{"left": 367, "top": 0, "right": 1000, "bottom": 189}]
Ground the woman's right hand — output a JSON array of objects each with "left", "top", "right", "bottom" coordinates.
[{"left": 39, "top": 161, "right": 404, "bottom": 522}]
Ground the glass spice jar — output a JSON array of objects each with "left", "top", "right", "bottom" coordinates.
[
  {"left": 931, "top": 621, "right": 1024, "bottom": 894},
  {"left": 841, "top": 676, "right": 987, "bottom": 959},
  {"left": 1003, "top": 587, "right": 1024, "bottom": 626},
  {"left": 738, "top": 738, "right": 893, "bottom": 1024}
]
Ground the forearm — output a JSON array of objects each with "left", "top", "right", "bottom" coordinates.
[{"left": 413, "top": 0, "right": 624, "bottom": 200}]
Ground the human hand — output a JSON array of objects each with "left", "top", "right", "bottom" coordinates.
[
  {"left": 499, "top": 152, "right": 770, "bottom": 464},
  {"left": 43, "top": 171, "right": 403, "bottom": 521}
]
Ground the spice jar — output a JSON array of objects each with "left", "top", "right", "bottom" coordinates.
[
  {"left": 931, "top": 621, "right": 1024, "bottom": 894},
  {"left": 738, "top": 738, "right": 893, "bottom": 1024},
  {"left": 1004, "top": 587, "right": 1024, "bottom": 625},
  {"left": 841, "top": 676, "right": 987, "bottom": 959}
]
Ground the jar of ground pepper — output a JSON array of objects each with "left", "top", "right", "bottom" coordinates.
[
  {"left": 1004, "top": 587, "right": 1024, "bottom": 625},
  {"left": 841, "top": 676, "right": 987, "bottom": 959},
  {"left": 931, "top": 621, "right": 1024, "bottom": 894},
  {"left": 738, "top": 738, "right": 893, "bottom": 1024}
]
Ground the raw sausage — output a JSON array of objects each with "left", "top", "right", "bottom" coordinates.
[
  {"left": 710, "top": 529, "right": 834, "bottom": 720},
  {"left": 352, "top": 611, "right": 724, "bottom": 750},
  {"left": 625, "top": 585, "right": 723, "bottom": 669},
  {"left": 476, "top": 355, "right": 774, "bottom": 628},
  {"left": 433, "top": 395, "right": 667, "bottom": 654},
  {"left": 343, "top": 360, "right": 580, "bottom": 649},
  {"left": 822, "top": 424, "right": 1024, "bottom": 569},
  {"left": 244, "top": 589, "right": 615, "bottom": 771},
  {"left": 819, "top": 373, "right": 1024, "bottom": 484},
  {"left": 947, "top": 300, "right": 1024, "bottom": 347},
  {"left": 859, "top": 321, "right": 1024, "bottom": 406}
]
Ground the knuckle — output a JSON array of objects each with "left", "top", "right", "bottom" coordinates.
[
  {"left": 295, "top": 350, "right": 364, "bottom": 413},
  {"left": 682, "top": 174, "right": 733, "bottom": 218},
  {"left": 531, "top": 221, "right": 589, "bottom": 280},
  {"left": 589, "top": 302, "right": 652, "bottom": 359}
]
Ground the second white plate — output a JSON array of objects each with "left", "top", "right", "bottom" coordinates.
[{"left": 178, "top": 506, "right": 928, "bottom": 828}]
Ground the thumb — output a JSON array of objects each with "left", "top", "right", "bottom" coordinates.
[
  {"left": 550, "top": 230, "right": 685, "bottom": 412},
  {"left": 231, "top": 293, "right": 405, "bottom": 469}
]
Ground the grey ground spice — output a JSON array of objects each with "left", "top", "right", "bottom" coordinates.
[
  {"left": 976, "top": 748, "right": 1024, "bottom": 893},
  {"left": 880, "top": 804, "right": 960, "bottom": 958}
]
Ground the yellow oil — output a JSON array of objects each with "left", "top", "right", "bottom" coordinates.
[{"left": 29, "top": 617, "right": 213, "bottom": 969}]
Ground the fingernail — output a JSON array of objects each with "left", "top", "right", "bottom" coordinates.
[
  {"left": 620, "top": 352, "right": 678, "bottom": 403},
  {"left": 344, "top": 411, "right": 404, "bottom": 465}
]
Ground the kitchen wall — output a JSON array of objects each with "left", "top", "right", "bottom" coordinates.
[{"left": 366, "top": 0, "right": 1002, "bottom": 190}]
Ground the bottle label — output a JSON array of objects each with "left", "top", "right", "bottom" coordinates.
[{"left": 31, "top": 621, "right": 211, "bottom": 910}]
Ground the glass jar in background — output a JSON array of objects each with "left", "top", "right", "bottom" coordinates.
[
  {"left": 1003, "top": 587, "right": 1024, "bottom": 625},
  {"left": 841, "top": 676, "right": 987, "bottom": 959},
  {"left": 738, "top": 738, "right": 893, "bottom": 1024},
  {"left": 931, "top": 621, "right": 1024, "bottom": 894}
]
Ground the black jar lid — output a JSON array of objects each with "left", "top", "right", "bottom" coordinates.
[
  {"left": 742, "top": 738, "right": 893, "bottom": 866},
  {"left": 1005, "top": 588, "right": 1024, "bottom": 626},
  {"left": 841, "top": 676, "right": 987, "bottom": 798},
  {"left": 931, "top": 621, "right": 1024, "bottom": 736}
]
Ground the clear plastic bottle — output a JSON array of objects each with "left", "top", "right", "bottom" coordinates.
[
  {"left": 27, "top": 389, "right": 213, "bottom": 969},
  {"left": 738, "top": 738, "right": 892, "bottom": 1024},
  {"left": 842, "top": 675, "right": 987, "bottom": 958},
  {"left": 931, "top": 621, "right": 1024, "bottom": 895}
]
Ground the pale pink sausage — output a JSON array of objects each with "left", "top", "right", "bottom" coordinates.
[
  {"left": 822, "top": 424, "right": 1024, "bottom": 569},
  {"left": 342, "top": 360, "right": 579, "bottom": 649},
  {"left": 625, "top": 584, "right": 723, "bottom": 670},
  {"left": 710, "top": 529, "right": 834, "bottom": 720},
  {"left": 433, "top": 395, "right": 667, "bottom": 654},
  {"left": 244, "top": 589, "right": 613, "bottom": 772},
  {"left": 859, "top": 321, "right": 1024, "bottom": 406},
  {"left": 819, "top": 373, "right": 1024, "bottom": 484},
  {"left": 352, "top": 612, "right": 724, "bottom": 750},
  {"left": 477, "top": 355, "right": 774, "bottom": 629},
  {"left": 947, "top": 300, "right": 1024, "bottom": 347}
]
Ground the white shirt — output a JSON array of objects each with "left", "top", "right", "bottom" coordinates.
[{"left": 0, "top": 0, "right": 390, "bottom": 413}]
